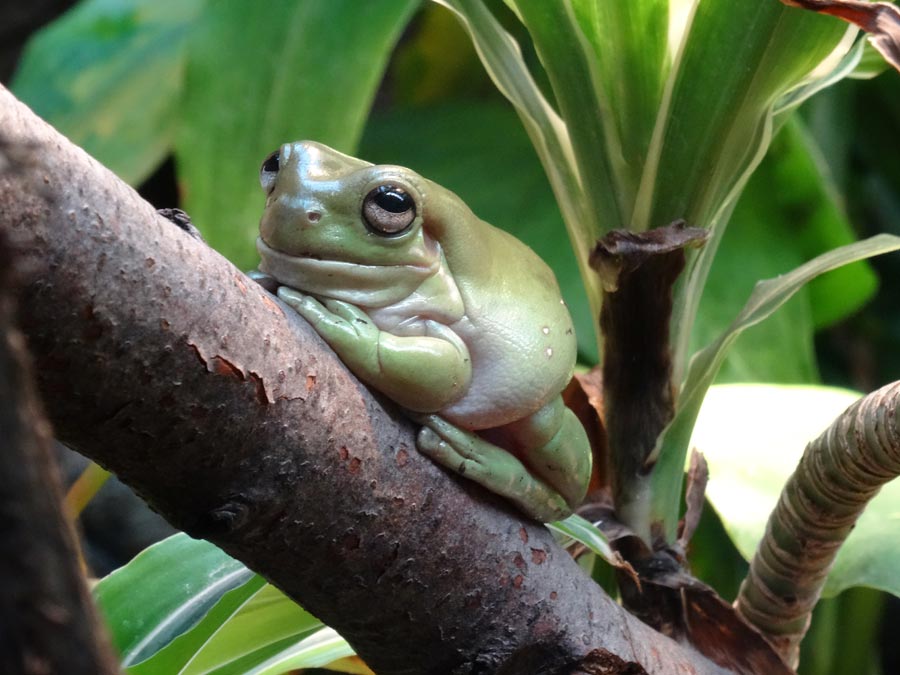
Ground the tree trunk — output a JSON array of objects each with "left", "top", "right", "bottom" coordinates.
[{"left": 0, "top": 205, "right": 118, "bottom": 674}]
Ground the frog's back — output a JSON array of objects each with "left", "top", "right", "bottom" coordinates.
[{"left": 441, "top": 224, "right": 577, "bottom": 430}]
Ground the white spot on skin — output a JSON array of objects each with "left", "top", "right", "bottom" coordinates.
[
  {"left": 542, "top": 326, "right": 550, "bottom": 335},
  {"left": 546, "top": 347, "right": 553, "bottom": 358}
]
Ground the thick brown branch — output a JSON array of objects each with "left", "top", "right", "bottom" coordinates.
[
  {"left": 0, "top": 83, "right": 732, "bottom": 675},
  {"left": 736, "top": 381, "right": 900, "bottom": 668}
]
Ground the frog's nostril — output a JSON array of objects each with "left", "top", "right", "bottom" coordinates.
[{"left": 307, "top": 212, "right": 321, "bottom": 223}]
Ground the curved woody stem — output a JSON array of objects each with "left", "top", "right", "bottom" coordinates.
[{"left": 735, "top": 380, "right": 900, "bottom": 668}]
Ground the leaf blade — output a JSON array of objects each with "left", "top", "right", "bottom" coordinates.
[
  {"left": 93, "top": 534, "right": 253, "bottom": 665},
  {"left": 437, "top": 0, "right": 603, "bottom": 329},
  {"left": 652, "top": 234, "right": 900, "bottom": 540}
]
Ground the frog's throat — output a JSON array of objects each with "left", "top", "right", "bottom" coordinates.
[{"left": 256, "top": 237, "right": 440, "bottom": 308}]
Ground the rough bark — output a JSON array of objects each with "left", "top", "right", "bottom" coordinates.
[
  {"left": 0, "top": 83, "right": 734, "bottom": 675},
  {"left": 0, "top": 198, "right": 118, "bottom": 673}
]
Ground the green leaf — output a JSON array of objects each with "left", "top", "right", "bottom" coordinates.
[
  {"left": 133, "top": 582, "right": 342, "bottom": 675},
  {"left": 197, "top": 625, "right": 355, "bottom": 675},
  {"left": 129, "top": 574, "right": 268, "bottom": 673},
  {"left": 93, "top": 533, "right": 254, "bottom": 665},
  {"left": 548, "top": 514, "right": 614, "bottom": 561},
  {"left": 11, "top": 0, "right": 203, "bottom": 184},
  {"left": 637, "top": 4, "right": 850, "bottom": 233},
  {"left": 176, "top": 0, "right": 419, "bottom": 269},
  {"left": 765, "top": 119, "right": 877, "bottom": 329},
  {"left": 567, "top": 0, "right": 669, "bottom": 220},
  {"left": 435, "top": 0, "right": 602, "bottom": 334},
  {"left": 693, "top": 384, "right": 900, "bottom": 598},
  {"left": 652, "top": 233, "right": 900, "bottom": 540},
  {"left": 850, "top": 40, "right": 895, "bottom": 80},
  {"left": 507, "top": 0, "right": 625, "bottom": 233},
  {"left": 695, "top": 118, "right": 877, "bottom": 384},
  {"left": 95, "top": 533, "right": 355, "bottom": 674},
  {"left": 697, "top": 188, "right": 818, "bottom": 384},
  {"left": 360, "top": 101, "right": 596, "bottom": 363},
  {"left": 653, "top": 4, "right": 855, "bottom": 382}
]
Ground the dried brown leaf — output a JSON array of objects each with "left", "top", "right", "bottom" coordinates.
[
  {"left": 677, "top": 449, "right": 709, "bottom": 550},
  {"left": 589, "top": 221, "right": 707, "bottom": 519},
  {"left": 563, "top": 367, "right": 609, "bottom": 494},
  {"left": 781, "top": 0, "right": 900, "bottom": 72},
  {"left": 618, "top": 555, "right": 795, "bottom": 675}
]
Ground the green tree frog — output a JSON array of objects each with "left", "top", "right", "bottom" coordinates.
[{"left": 254, "top": 141, "right": 591, "bottom": 521}]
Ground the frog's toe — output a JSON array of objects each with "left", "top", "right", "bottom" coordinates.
[
  {"left": 278, "top": 288, "right": 334, "bottom": 325},
  {"left": 276, "top": 286, "right": 311, "bottom": 309},
  {"left": 417, "top": 427, "right": 485, "bottom": 479},
  {"left": 413, "top": 413, "right": 472, "bottom": 448},
  {"left": 323, "top": 298, "right": 371, "bottom": 325}
]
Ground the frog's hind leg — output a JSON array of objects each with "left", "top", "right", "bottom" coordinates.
[
  {"left": 412, "top": 413, "right": 571, "bottom": 522},
  {"left": 501, "top": 396, "right": 592, "bottom": 513}
]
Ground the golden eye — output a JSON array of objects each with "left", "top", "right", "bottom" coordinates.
[{"left": 362, "top": 185, "right": 416, "bottom": 235}]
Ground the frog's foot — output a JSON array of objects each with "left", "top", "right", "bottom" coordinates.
[
  {"left": 411, "top": 413, "right": 572, "bottom": 522},
  {"left": 278, "top": 288, "right": 379, "bottom": 347},
  {"left": 158, "top": 207, "right": 203, "bottom": 241}
]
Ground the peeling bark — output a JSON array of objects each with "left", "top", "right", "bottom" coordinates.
[{"left": 0, "top": 84, "right": 734, "bottom": 675}]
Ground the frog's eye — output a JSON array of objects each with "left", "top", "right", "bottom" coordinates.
[
  {"left": 260, "top": 150, "right": 280, "bottom": 193},
  {"left": 363, "top": 185, "right": 416, "bottom": 236}
]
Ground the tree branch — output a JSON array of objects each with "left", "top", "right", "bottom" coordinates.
[{"left": 0, "top": 83, "right": 732, "bottom": 675}]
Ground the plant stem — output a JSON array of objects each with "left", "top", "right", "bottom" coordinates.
[{"left": 736, "top": 380, "right": 900, "bottom": 667}]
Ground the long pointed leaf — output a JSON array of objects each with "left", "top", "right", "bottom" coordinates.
[
  {"left": 228, "top": 627, "right": 355, "bottom": 675},
  {"left": 129, "top": 575, "right": 267, "bottom": 673},
  {"left": 568, "top": 0, "right": 670, "bottom": 218},
  {"left": 651, "top": 234, "right": 900, "bottom": 540},
  {"left": 93, "top": 534, "right": 254, "bottom": 665},
  {"left": 508, "top": 0, "right": 625, "bottom": 234},
  {"left": 436, "top": 0, "right": 602, "bottom": 328},
  {"left": 180, "top": 583, "right": 326, "bottom": 675},
  {"left": 638, "top": 3, "right": 854, "bottom": 386},
  {"left": 548, "top": 514, "right": 614, "bottom": 561}
]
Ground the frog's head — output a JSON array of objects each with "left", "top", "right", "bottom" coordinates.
[{"left": 257, "top": 142, "right": 439, "bottom": 277}]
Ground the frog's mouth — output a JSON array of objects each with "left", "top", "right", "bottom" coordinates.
[{"left": 256, "top": 237, "right": 440, "bottom": 308}]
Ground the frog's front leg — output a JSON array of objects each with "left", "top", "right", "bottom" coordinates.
[
  {"left": 277, "top": 287, "right": 471, "bottom": 413},
  {"left": 412, "top": 414, "right": 574, "bottom": 522}
]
